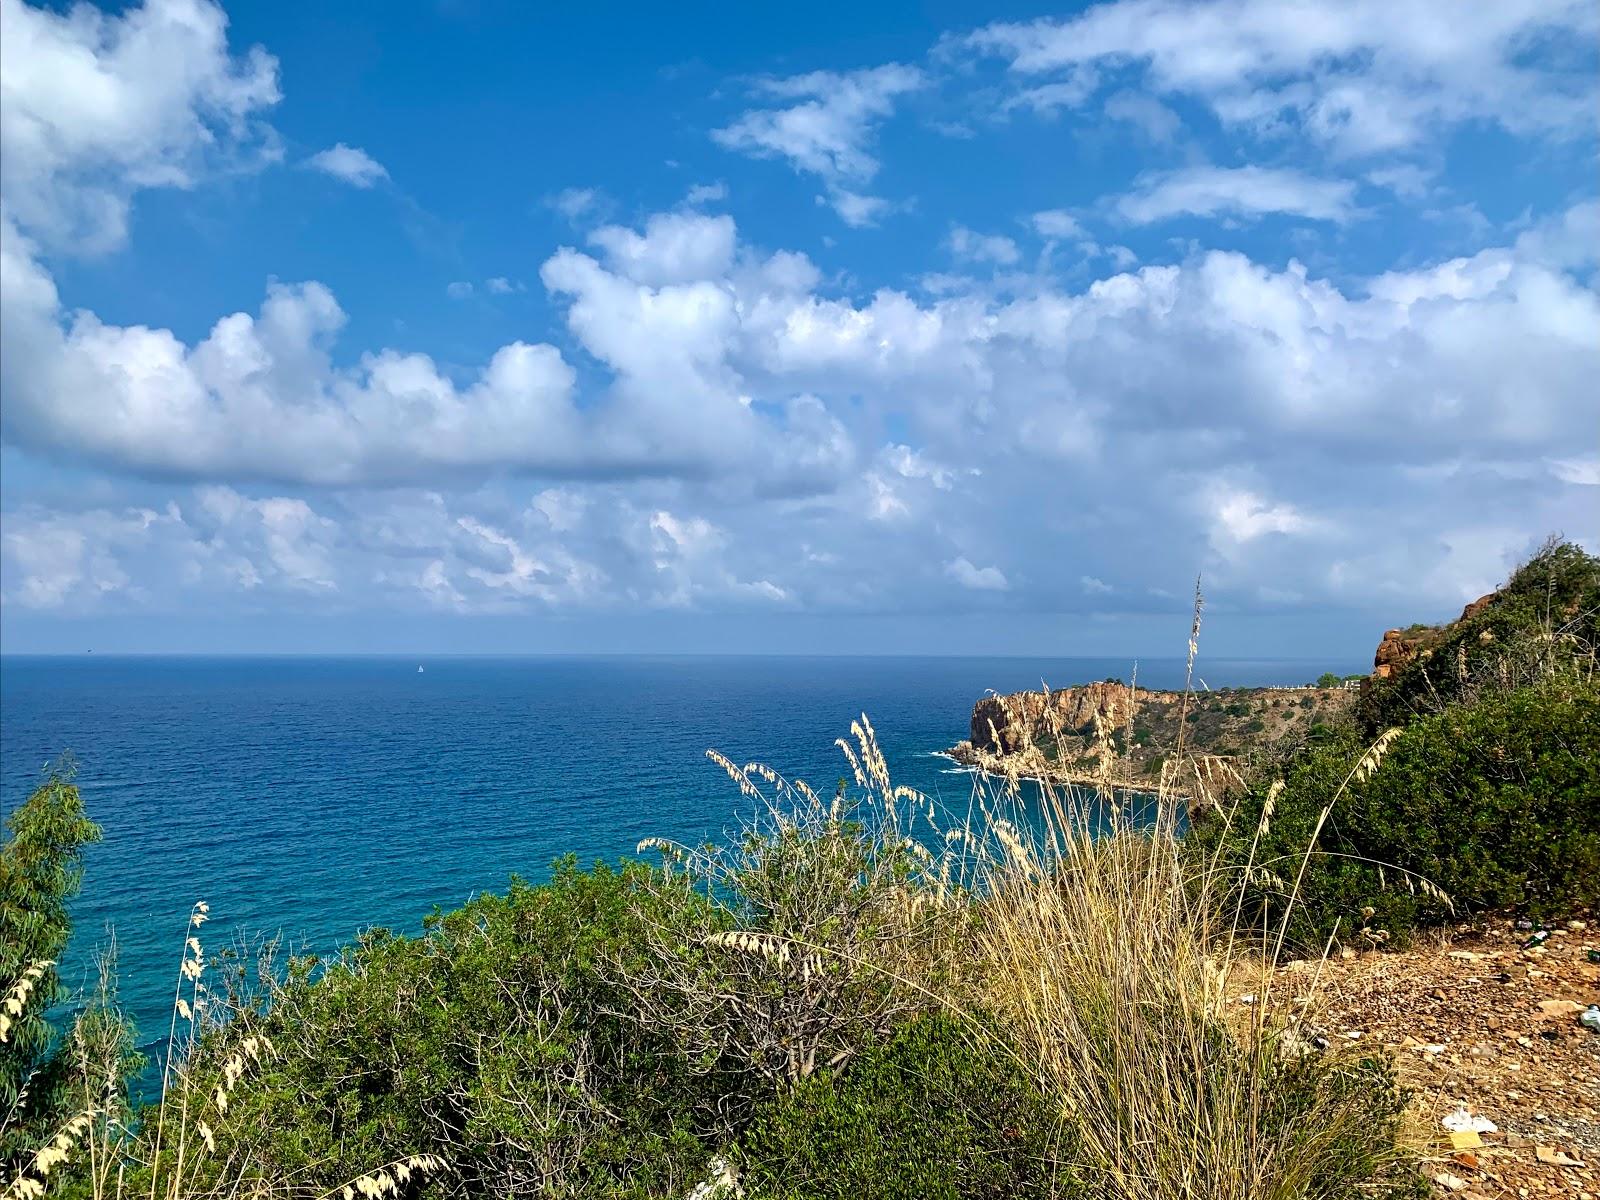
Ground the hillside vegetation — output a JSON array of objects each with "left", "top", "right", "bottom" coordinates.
[{"left": 5, "top": 538, "right": 1596, "bottom": 1199}]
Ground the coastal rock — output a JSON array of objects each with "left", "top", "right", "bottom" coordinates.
[
  {"left": 970, "top": 682, "right": 1178, "bottom": 753},
  {"left": 1371, "top": 592, "right": 1496, "bottom": 679},
  {"left": 1373, "top": 629, "right": 1422, "bottom": 679}
]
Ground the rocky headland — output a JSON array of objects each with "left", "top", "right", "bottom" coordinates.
[
  {"left": 946, "top": 678, "right": 1353, "bottom": 797},
  {"left": 944, "top": 587, "right": 1509, "bottom": 800}
]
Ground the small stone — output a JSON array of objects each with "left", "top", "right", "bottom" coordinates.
[
  {"left": 1537, "top": 999, "right": 1583, "bottom": 1017},
  {"left": 1535, "top": 1145, "right": 1584, "bottom": 1167}
]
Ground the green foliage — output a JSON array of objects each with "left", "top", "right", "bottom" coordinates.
[
  {"left": 170, "top": 858, "right": 729, "bottom": 1199},
  {"left": 1315, "top": 673, "right": 1342, "bottom": 689},
  {"left": 1257, "top": 1051, "right": 1427, "bottom": 1200},
  {"left": 1197, "top": 680, "right": 1600, "bottom": 949},
  {"left": 738, "top": 1013, "right": 1070, "bottom": 1200},
  {"left": 1, "top": 758, "right": 102, "bottom": 1160},
  {"left": 1358, "top": 538, "right": 1600, "bottom": 732}
]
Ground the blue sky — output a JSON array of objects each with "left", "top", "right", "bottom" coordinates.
[{"left": 1, "top": 0, "right": 1596, "bottom": 657}]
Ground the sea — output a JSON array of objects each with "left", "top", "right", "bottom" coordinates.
[{"left": 0, "top": 653, "right": 1356, "bottom": 1066}]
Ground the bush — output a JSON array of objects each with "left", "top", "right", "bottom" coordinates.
[
  {"left": 1, "top": 760, "right": 109, "bottom": 1166},
  {"left": 1358, "top": 538, "right": 1599, "bottom": 732},
  {"left": 164, "top": 858, "right": 729, "bottom": 1200},
  {"left": 1255, "top": 1050, "right": 1427, "bottom": 1200},
  {"left": 738, "top": 1012, "right": 1069, "bottom": 1200},
  {"left": 1196, "top": 679, "right": 1600, "bottom": 949}
]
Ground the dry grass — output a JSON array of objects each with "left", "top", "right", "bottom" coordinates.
[{"left": 631, "top": 582, "right": 1423, "bottom": 1198}]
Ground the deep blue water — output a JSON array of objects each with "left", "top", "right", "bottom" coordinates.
[{"left": 0, "top": 654, "right": 1353, "bottom": 1062}]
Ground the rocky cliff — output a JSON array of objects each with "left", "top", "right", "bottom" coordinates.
[
  {"left": 1371, "top": 591, "right": 1497, "bottom": 680},
  {"left": 950, "top": 679, "right": 1352, "bottom": 795}
]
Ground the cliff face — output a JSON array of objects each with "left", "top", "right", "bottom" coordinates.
[
  {"left": 953, "top": 679, "right": 1351, "bottom": 794},
  {"left": 1371, "top": 591, "right": 1497, "bottom": 680},
  {"left": 970, "top": 682, "right": 1179, "bottom": 754}
]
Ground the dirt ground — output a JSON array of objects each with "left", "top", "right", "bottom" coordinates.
[{"left": 1301, "top": 919, "right": 1599, "bottom": 1198}]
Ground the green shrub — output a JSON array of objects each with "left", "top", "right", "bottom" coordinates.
[
  {"left": 165, "top": 858, "right": 729, "bottom": 1200},
  {"left": 1256, "top": 1050, "right": 1427, "bottom": 1200},
  {"left": 1196, "top": 679, "right": 1600, "bottom": 949},
  {"left": 1358, "top": 538, "right": 1599, "bottom": 732},
  {"left": 1, "top": 760, "right": 108, "bottom": 1166},
  {"left": 738, "top": 1012, "right": 1070, "bottom": 1200}
]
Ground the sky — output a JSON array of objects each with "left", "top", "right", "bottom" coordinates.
[{"left": 0, "top": 0, "right": 1596, "bottom": 658}]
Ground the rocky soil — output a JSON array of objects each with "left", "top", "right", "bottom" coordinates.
[{"left": 1293, "top": 920, "right": 1599, "bottom": 1198}]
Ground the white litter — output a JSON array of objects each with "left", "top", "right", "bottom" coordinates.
[{"left": 1440, "top": 1107, "right": 1498, "bottom": 1134}]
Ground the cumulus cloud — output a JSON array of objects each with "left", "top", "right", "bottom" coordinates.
[
  {"left": 304, "top": 142, "right": 388, "bottom": 187},
  {"left": 0, "top": 484, "right": 817, "bottom": 617},
  {"left": 0, "top": 0, "right": 281, "bottom": 253},
  {"left": 2, "top": 0, "right": 1595, "bottom": 631},
  {"left": 968, "top": 0, "right": 1598, "bottom": 156},
  {"left": 946, "top": 557, "right": 1009, "bottom": 591},
  {"left": 1115, "top": 165, "right": 1358, "bottom": 224},
  {"left": 713, "top": 64, "right": 923, "bottom": 225},
  {"left": 7, "top": 190, "right": 1596, "bottom": 618},
  {"left": 0, "top": 210, "right": 857, "bottom": 489},
  {"left": 589, "top": 212, "right": 737, "bottom": 286}
]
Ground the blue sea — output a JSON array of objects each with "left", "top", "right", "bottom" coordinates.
[{"left": 0, "top": 654, "right": 1354, "bottom": 1063}]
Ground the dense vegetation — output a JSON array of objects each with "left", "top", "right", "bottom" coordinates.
[
  {"left": 10, "top": 538, "right": 1595, "bottom": 1198},
  {"left": 3, "top": 732, "right": 1423, "bottom": 1199},
  {"left": 1, "top": 760, "right": 140, "bottom": 1169},
  {"left": 1356, "top": 536, "right": 1599, "bottom": 732},
  {"left": 1197, "top": 538, "right": 1599, "bottom": 950}
]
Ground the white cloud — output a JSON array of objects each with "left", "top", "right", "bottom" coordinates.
[
  {"left": 1115, "top": 165, "right": 1357, "bottom": 224},
  {"left": 1210, "top": 486, "right": 1308, "bottom": 545},
  {"left": 1366, "top": 163, "right": 1434, "bottom": 200},
  {"left": 713, "top": 64, "right": 923, "bottom": 224},
  {"left": 1, "top": 214, "right": 584, "bottom": 485},
  {"left": 1551, "top": 457, "right": 1600, "bottom": 486},
  {"left": 485, "top": 277, "right": 523, "bottom": 294},
  {"left": 1081, "top": 575, "right": 1113, "bottom": 594},
  {"left": 445, "top": 280, "right": 473, "bottom": 299},
  {"left": 0, "top": 210, "right": 861, "bottom": 489},
  {"left": 549, "top": 186, "right": 599, "bottom": 221},
  {"left": 686, "top": 181, "right": 728, "bottom": 205},
  {"left": 827, "top": 189, "right": 894, "bottom": 229},
  {"left": 589, "top": 212, "right": 736, "bottom": 286},
  {"left": 946, "top": 557, "right": 1009, "bottom": 591},
  {"left": 1031, "top": 210, "right": 1086, "bottom": 241},
  {"left": 969, "top": 0, "right": 1598, "bottom": 156},
  {"left": 0, "top": 0, "right": 281, "bottom": 252},
  {"left": 304, "top": 143, "right": 387, "bottom": 188},
  {"left": 947, "top": 225, "right": 1020, "bottom": 266}
]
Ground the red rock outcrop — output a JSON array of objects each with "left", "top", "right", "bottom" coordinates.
[{"left": 1371, "top": 591, "right": 1496, "bottom": 679}]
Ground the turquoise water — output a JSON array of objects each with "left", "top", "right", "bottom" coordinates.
[{"left": 0, "top": 654, "right": 1352, "bottom": 1061}]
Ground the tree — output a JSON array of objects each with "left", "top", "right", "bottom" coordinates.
[
  {"left": 1, "top": 759, "right": 101, "bottom": 1160},
  {"left": 1315, "top": 672, "right": 1342, "bottom": 689}
]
